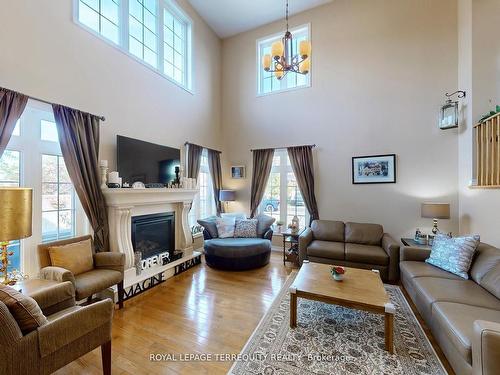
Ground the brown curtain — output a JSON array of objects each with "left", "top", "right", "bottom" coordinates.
[
  {"left": 250, "top": 148, "right": 274, "bottom": 218},
  {"left": 287, "top": 145, "right": 319, "bottom": 225},
  {"left": 52, "top": 105, "right": 109, "bottom": 252},
  {"left": 0, "top": 88, "right": 28, "bottom": 158},
  {"left": 187, "top": 143, "right": 203, "bottom": 179},
  {"left": 207, "top": 149, "right": 223, "bottom": 216}
]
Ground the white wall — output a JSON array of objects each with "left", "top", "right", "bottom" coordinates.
[
  {"left": 221, "top": 0, "right": 459, "bottom": 240},
  {"left": 0, "top": 0, "right": 222, "bottom": 169},
  {"left": 458, "top": 0, "right": 500, "bottom": 246}
]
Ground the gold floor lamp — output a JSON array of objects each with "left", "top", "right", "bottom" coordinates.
[{"left": 0, "top": 188, "right": 32, "bottom": 285}]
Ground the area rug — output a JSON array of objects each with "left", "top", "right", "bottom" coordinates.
[{"left": 228, "top": 273, "right": 447, "bottom": 375}]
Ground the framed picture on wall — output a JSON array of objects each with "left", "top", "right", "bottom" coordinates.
[
  {"left": 352, "top": 154, "right": 396, "bottom": 184},
  {"left": 231, "top": 166, "right": 246, "bottom": 179}
]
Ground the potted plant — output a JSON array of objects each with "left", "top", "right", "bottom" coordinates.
[{"left": 331, "top": 266, "right": 345, "bottom": 281}]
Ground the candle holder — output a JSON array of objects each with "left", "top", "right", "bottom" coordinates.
[{"left": 100, "top": 165, "right": 108, "bottom": 189}]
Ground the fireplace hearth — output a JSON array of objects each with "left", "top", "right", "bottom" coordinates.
[{"left": 132, "top": 212, "right": 175, "bottom": 260}]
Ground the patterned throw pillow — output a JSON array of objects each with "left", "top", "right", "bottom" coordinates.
[
  {"left": 234, "top": 219, "right": 258, "bottom": 238},
  {"left": 426, "top": 234, "right": 480, "bottom": 279},
  {"left": 215, "top": 216, "right": 236, "bottom": 238}
]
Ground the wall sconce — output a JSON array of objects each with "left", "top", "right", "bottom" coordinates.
[{"left": 439, "top": 90, "right": 466, "bottom": 129}]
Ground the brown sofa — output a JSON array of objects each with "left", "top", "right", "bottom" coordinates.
[
  {"left": 299, "top": 220, "right": 400, "bottom": 282},
  {"left": 400, "top": 243, "right": 500, "bottom": 375},
  {"left": 0, "top": 281, "right": 113, "bottom": 375}
]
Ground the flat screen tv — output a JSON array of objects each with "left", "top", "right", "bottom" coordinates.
[{"left": 117, "top": 135, "right": 180, "bottom": 185}]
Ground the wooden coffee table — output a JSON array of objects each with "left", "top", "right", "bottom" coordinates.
[{"left": 289, "top": 262, "right": 395, "bottom": 353}]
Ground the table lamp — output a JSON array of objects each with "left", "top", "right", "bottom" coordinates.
[
  {"left": 0, "top": 188, "right": 32, "bottom": 285},
  {"left": 421, "top": 203, "right": 450, "bottom": 235},
  {"left": 219, "top": 190, "right": 236, "bottom": 212}
]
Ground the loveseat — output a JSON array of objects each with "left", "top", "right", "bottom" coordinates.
[
  {"left": 198, "top": 214, "right": 274, "bottom": 270},
  {"left": 400, "top": 243, "right": 500, "bottom": 375},
  {"left": 298, "top": 220, "right": 400, "bottom": 282}
]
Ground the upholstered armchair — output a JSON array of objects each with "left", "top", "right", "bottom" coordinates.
[
  {"left": 37, "top": 235, "right": 125, "bottom": 309},
  {"left": 0, "top": 281, "right": 113, "bottom": 375}
]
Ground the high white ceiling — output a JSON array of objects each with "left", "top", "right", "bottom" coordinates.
[{"left": 187, "top": 0, "right": 333, "bottom": 38}]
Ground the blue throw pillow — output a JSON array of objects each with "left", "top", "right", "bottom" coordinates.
[
  {"left": 426, "top": 234, "right": 480, "bottom": 279},
  {"left": 197, "top": 216, "right": 219, "bottom": 238}
]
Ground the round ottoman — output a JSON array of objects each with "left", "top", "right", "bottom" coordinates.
[{"left": 204, "top": 238, "right": 272, "bottom": 270}]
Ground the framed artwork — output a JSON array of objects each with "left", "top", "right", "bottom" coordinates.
[
  {"left": 231, "top": 166, "right": 245, "bottom": 179},
  {"left": 352, "top": 154, "right": 396, "bottom": 184}
]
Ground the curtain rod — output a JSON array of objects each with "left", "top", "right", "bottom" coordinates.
[
  {"left": 2, "top": 86, "right": 106, "bottom": 122},
  {"left": 251, "top": 144, "right": 316, "bottom": 152},
  {"left": 184, "top": 141, "right": 221, "bottom": 154}
]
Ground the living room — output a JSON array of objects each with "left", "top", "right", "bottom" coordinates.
[{"left": 0, "top": 0, "right": 499, "bottom": 374}]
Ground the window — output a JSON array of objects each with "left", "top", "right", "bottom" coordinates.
[
  {"left": 257, "top": 25, "right": 310, "bottom": 95},
  {"left": 0, "top": 103, "right": 87, "bottom": 276},
  {"left": 78, "top": 0, "right": 120, "bottom": 44},
  {"left": 260, "top": 149, "right": 309, "bottom": 228},
  {"left": 75, "top": 0, "right": 192, "bottom": 90},
  {"left": 42, "top": 155, "right": 76, "bottom": 242},
  {"left": 188, "top": 149, "right": 216, "bottom": 228}
]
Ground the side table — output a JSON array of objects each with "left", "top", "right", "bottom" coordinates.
[
  {"left": 282, "top": 228, "right": 304, "bottom": 266},
  {"left": 401, "top": 238, "right": 432, "bottom": 250}
]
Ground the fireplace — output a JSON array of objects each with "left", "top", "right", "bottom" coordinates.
[{"left": 131, "top": 212, "right": 175, "bottom": 260}]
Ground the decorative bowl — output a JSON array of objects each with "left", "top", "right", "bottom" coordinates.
[{"left": 331, "top": 266, "right": 345, "bottom": 281}]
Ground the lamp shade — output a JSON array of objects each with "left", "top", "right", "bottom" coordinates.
[
  {"left": 299, "top": 58, "right": 310, "bottom": 74},
  {"left": 421, "top": 203, "right": 450, "bottom": 219},
  {"left": 262, "top": 54, "right": 271, "bottom": 70},
  {"left": 219, "top": 190, "right": 236, "bottom": 202},
  {"left": 0, "top": 188, "right": 33, "bottom": 241},
  {"left": 299, "top": 40, "right": 311, "bottom": 58},
  {"left": 271, "top": 41, "right": 284, "bottom": 59}
]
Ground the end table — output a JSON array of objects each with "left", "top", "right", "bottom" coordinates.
[
  {"left": 401, "top": 238, "right": 432, "bottom": 250},
  {"left": 282, "top": 228, "right": 304, "bottom": 266}
]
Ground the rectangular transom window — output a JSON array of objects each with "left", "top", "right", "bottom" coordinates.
[
  {"left": 257, "top": 25, "right": 311, "bottom": 96},
  {"left": 74, "top": 0, "right": 192, "bottom": 91}
]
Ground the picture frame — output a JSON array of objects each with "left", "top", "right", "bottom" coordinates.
[
  {"left": 352, "top": 154, "right": 396, "bottom": 184},
  {"left": 231, "top": 166, "right": 245, "bottom": 179}
]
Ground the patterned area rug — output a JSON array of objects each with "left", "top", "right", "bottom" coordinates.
[{"left": 228, "top": 273, "right": 447, "bottom": 375}]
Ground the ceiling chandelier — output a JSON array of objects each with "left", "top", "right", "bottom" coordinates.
[{"left": 261, "top": 0, "right": 312, "bottom": 80}]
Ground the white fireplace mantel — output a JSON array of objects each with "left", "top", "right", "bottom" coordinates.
[{"left": 102, "top": 188, "right": 198, "bottom": 286}]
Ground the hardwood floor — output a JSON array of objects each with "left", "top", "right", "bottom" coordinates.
[{"left": 54, "top": 251, "right": 453, "bottom": 375}]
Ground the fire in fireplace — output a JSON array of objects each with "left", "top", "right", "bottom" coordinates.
[{"left": 131, "top": 212, "right": 175, "bottom": 260}]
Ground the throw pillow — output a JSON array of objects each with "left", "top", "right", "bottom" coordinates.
[
  {"left": 198, "top": 216, "right": 219, "bottom": 238},
  {"left": 215, "top": 216, "right": 236, "bottom": 238},
  {"left": 255, "top": 214, "right": 276, "bottom": 238},
  {"left": 49, "top": 238, "right": 94, "bottom": 276},
  {"left": 426, "top": 234, "right": 480, "bottom": 279},
  {"left": 0, "top": 285, "right": 48, "bottom": 334},
  {"left": 234, "top": 219, "right": 258, "bottom": 238}
]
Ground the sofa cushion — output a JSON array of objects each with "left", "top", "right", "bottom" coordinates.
[
  {"left": 255, "top": 214, "right": 276, "bottom": 238},
  {"left": 413, "top": 277, "right": 500, "bottom": 322},
  {"left": 470, "top": 243, "right": 500, "bottom": 298},
  {"left": 0, "top": 285, "right": 48, "bottom": 335},
  {"left": 426, "top": 234, "right": 480, "bottom": 279},
  {"left": 74, "top": 269, "right": 123, "bottom": 300},
  {"left": 48, "top": 238, "right": 94, "bottom": 276},
  {"left": 432, "top": 302, "right": 500, "bottom": 364},
  {"left": 307, "top": 240, "right": 344, "bottom": 260},
  {"left": 345, "top": 222, "right": 383, "bottom": 245},
  {"left": 198, "top": 216, "right": 219, "bottom": 238},
  {"left": 400, "top": 261, "right": 463, "bottom": 280},
  {"left": 311, "top": 220, "right": 344, "bottom": 242},
  {"left": 481, "top": 265, "right": 500, "bottom": 299},
  {"left": 345, "top": 243, "right": 388, "bottom": 266}
]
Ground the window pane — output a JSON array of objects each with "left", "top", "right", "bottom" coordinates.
[
  {"left": 164, "top": 28, "right": 174, "bottom": 46},
  {"left": 144, "top": 0, "right": 157, "bottom": 14},
  {"left": 41, "top": 120, "right": 58, "bottom": 142},
  {"left": 129, "top": 0, "right": 142, "bottom": 19},
  {"left": 129, "top": 36, "right": 143, "bottom": 58},
  {"left": 174, "top": 35, "right": 182, "bottom": 52},
  {"left": 144, "top": 9, "right": 157, "bottom": 31},
  {"left": 42, "top": 183, "right": 58, "bottom": 211},
  {"left": 42, "top": 155, "right": 58, "bottom": 182},
  {"left": 59, "top": 211, "right": 74, "bottom": 239},
  {"left": 59, "top": 184, "right": 74, "bottom": 210},
  {"left": 144, "top": 48, "right": 157, "bottom": 67},
  {"left": 101, "top": 0, "right": 119, "bottom": 24},
  {"left": 0, "top": 150, "right": 20, "bottom": 185},
  {"left": 174, "top": 68, "right": 182, "bottom": 83},
  {"left": 144, "top": 28, "right": 157, "bottom": 51},
  {"left": 101, "top": 17, "right": 119, "bottom": 44},
  {"left": 129, "top": 16, "right": 143, "bottom": 41},
  {"left": 164, "top": 61, "right": 174, "bottom": 78},
  {"left": 79, "top": 2, "right": 99, "bottom": 31},
  {"left": 42, "top": 211, "right": 58, "bottom": 242},
  {"left": 81, "top": 0, "right": 99, "bottom": 11},
  {"left": 59, "top": 159, "right": 71, "bottom": 183},
  {"left": 164, "top": 10, "right": 174, "bottom": 30}
]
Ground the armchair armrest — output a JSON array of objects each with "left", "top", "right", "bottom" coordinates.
[
  {"left": 299, "top": 228, "right": 313, "bottom": 266},
  {"left": 29, "top": 281, "right": 75, "bottom": 316},
  {"left": 37, "top": 299, "right": 114, "bottom": 358},
  {"left": 94, "top": 252, "right": 125, "bottom": 273},
  {"left": 472, "top": 320, "right": 500, "bottom": 375},
  {"left": 400, "top": 246, "right": 431, "bottom": 262},
  {"left": 263, "top": 228, "right": 273, "bottom": 240},
  {"left": 39, "top": 266, "right": 75, "bottom": 285},
  {"left": 382, "top": 233, "right": 400, "bottom": 282}
]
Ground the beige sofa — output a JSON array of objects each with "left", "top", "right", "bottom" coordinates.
[
  {"left": 400, "top": 243, "right": 500, "bottom": 375},
  {"left": 299, "top": 220, "right": 400, "bottom": 282}
]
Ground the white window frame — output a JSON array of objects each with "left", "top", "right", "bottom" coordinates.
[
  {"left": 188, "top": 148, "right": 216, "bottom": 230},
  {"left": 1, "top": 100, "right": 88, "bottom": 277},
  {"left": 259, "top": 149, "right": 310, "bottom": 229},
  {"left": 256, "top": 23, "right": 312, "bottom": 97},
  {"left": 73, "top": 0, "right": 193, "bottom": 93}
]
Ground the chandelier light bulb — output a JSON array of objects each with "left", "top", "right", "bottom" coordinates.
[
  {"left": 299, "top": 40, "right": 311, "bottom": 59},
  {"left": 271, "top": 41, "right": 284, "bottom": 59},
  {"left": 275, "top": 70, "right": 284, "bottom": 80},
  {"left": 262, "top": 54, "right": 271, "bottom": 70},
  {"left": 299, "top": 58, "right": 310, "bottom": 74}
]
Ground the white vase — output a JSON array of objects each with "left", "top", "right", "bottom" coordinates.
[{"left": 333, "top": 273, "right": 344, "bottom": 281}]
